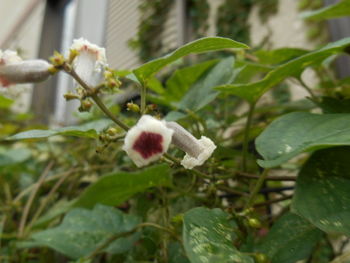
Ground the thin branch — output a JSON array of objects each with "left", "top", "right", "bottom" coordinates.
[
  {"left": 236, "top": 171, "right": 296, "bottom": 181},
  {"left": 235, "top": 195, "right": 292, "bottom": 210},
  {"left": 242, "top": 102, "right": 256, "bottom": 172},
  {"left": 25, "top": 169, "right": 74, "bottom": 232},
  {"left": 18, "top": 161, "right": 54, "bottom": 238},
  {"left": 244, "top": 169, "right": 269, "bottom": 210},
  {"left": 63, "top": 64, "right": 129, "bottom": 131}
]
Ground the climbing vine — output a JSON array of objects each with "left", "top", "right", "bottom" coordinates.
[{"left": 131, "top": 0, "right": 279, "bottom": 61}]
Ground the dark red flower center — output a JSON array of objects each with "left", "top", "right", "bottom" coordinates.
[{"left": 132, "top": 132, "right": 163, "bottom": 159}]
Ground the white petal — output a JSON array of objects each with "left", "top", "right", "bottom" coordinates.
[
  {"left": 181, "top": 136, "right": 216, "bottom": 169},
  {"left": 0, "top": 50, "right": 22, "bottom": 64},
  {"left": 70, "top": 38, "right": 107, "bottom": 87},
  {"left": 123, "top": 115, "right": 174, "bottom": 167}
]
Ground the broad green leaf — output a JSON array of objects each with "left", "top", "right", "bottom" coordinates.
[
  {"left": 0, "top": 95, "right": 13, "bottom": 109},
  {"left": 165, "top": 59, "right": 218, "bottom": 103},
  {"left": 165, "top": 57, "right": 237, "bottom": 121},
  {"left": 183, "top": 207, "right": 254, "bottom": 263},
  {"left": 292, "top": 147, "right": 350, "bottom": 236},
  {"left": 257, "top": 212, "right": 323, "bottom": 263},
  {"left": 0, "top": 147, "right": 31, "bottom": 167},
  {"left": 178, "top": 57, "right": 236, "bottom": 111},
  {"left": 317, "top": 96, "right": 350, "bottom": 113},
  {"left": 133, "top": 37, "right": 248, "bottom": 83},
  {"left": 216, "top": 37, "right": 350, "bottom": 103},
  {"left": 7, "top": 119, "right": 112, "bottom": 140},
  {"left": 233, "top": 61, "right": 272, "bottom": 84},
  {"left": 27, "top": 204, "right": 140, "bottom": 259},
  {"left": 301, "top": 0, "right": 350, "bottom": 21},
  {"left": 256, "top": 112, "right": 350, "bottom": 168},
  {"left": 74, "top": 164, "right": 171, "bottom": 208},
  {"left": 254, "top": 47, "right": 309, "bottom": 65}
]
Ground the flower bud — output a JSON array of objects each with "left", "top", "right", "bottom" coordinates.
[
  {"left": 0, "top": 50, "right": 51, "bottom": 87},
  {"left": 70, "top": 38, "right": 107, "bottom": 87},
  {"left": 127, "top": 102, "right": 140, "bottom": 112},
  {"left": 247, "top": 218, "right": 262, "bottom": 229},
  {"left": 165, "top": 121, "right": 216, "bottom": 169}
]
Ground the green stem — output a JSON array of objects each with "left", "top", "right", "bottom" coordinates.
[
  {"left": 244, "top": 169, "right": 269, "bottom": 210},
  {"left": 297, "top": 77, "right": 318, "bottom": 101},
  {"left": 242, "top": 102, "right": 256, "bottom": 172},
  {"left": 91, "top": 94, "right": 129, "bottom": 131},
  {"left": 140, "top": 84, "right": 147, "bottom": 114},
  {"left": 63, "top": 64, "right": 129, "bottom": 131}
]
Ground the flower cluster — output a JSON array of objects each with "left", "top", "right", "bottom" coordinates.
[{"left": 123, "top": 115, "right": 216, "bottom": 169}]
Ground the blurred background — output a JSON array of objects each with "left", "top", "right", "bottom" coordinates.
[{"left": 0, "top": 0, "right": 349, "bottom": 125}]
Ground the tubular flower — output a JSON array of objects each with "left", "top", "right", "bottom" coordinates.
[
  {"left": 70, "top": 38, "right": 107, "bottom": 87},
  {"left": 0, "top": 50, "right": 51, "bottom": 87},
  {"left": 166, "top": 121, "right": 216, "bottom": 169},
  {"left": 123, "top": 115, "right": 174, "bottom": 167}
]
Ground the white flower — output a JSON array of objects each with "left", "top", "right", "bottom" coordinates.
[
  {"left": 123, "top": 115, "right": 174, "bottom": 167},
  {"left": 166, "top": 122, "right": 216, "bottom": 169},
  {"left": 0, "top": 50, "right": 51, "bottom": 87},
  {"left": 70, "top": 38, "right": 107, "bottom": 87}
]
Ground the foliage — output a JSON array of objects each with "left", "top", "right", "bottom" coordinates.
[{"left": 2, "top": 4, "right": 350, "bottom": 263}]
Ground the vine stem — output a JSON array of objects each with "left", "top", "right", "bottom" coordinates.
[
  {"left": 85, "top": 222, "right": 179, "bottom": 260},
  {"left": 25, "top": 168, "right": 74, "bottom": 233},
  {"left": 244, "top": 169, "right": 270, "bottom": 210},
  {"left": 63, "top": 64, "right": 129, "bottom": 131},
  {"left": 140, "top": 84, "right": 147, "bottom": 114},
  {"left": 242, "top": 102, "right": 256, "bottom": 172},
  {"left": 296, "top": 77, "right": 318, "bottom": 101},
  {"left": 18, "top": 161, "right": 54, "bottom": 238}
]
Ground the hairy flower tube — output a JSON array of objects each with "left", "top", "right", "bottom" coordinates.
[
  {"left": 166, "top": 121, "right": 216, "bottom": 169},
  {"left": 0, "top": 50, "right": 51, "bottom": 87},
  {"left": 123, "top": 115, "right": 174, "bottom": 167},
  {"left": 70, "top": 38, "right": 107, "bottom": 87}
]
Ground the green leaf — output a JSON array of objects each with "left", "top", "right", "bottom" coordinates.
[
  {"left": 164, "top": 59, "right": 219, "bottom": 103},
  {"left": 0, "top": 95, "right": 14, "bottom": 109},
  {"left": 7, "top": 119, "right": 112, "bottom": 140},
  {"left": 178, "top": 57, "right": 236, "bottom": 111},
  {"left": 256, "top": 112, "right": 350, "bottom": 168},
  {"left": 257, "top": 212, "right": 323, "bottom": 263},
  {"left": 216, "top": 37, "right": 350, "bottom": 103},
  {"left": 254, "top": 47, "right": 309, "bottom": 65},
  {"left": 292, "top": 147, "right": 350, "bottom": 236},
  {"left": 74, "top": 164, "right": 171, "bottom": 208},
  {"left": 27, "top": 204, "right": 141, "bottom": 259},
  {"left": 183, "top": 207, "right": 254, "bottom": 263},
  {"left": 165, "top": 57, "right": 237, "bottom": 121},
  {"left": 0, "top": 147, "right": 31, "bottom": 167},
  {"left": 317, "top": 96, "right": 350, "bottom": 113},
  {"left": 133, "top": 37, "right": 248, "bottom": 83},
  {"left": 301, "top": 0, "right": 350, "bottom": 21}
]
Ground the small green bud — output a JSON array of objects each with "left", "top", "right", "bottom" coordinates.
[
  {"left": 145, "top": 103, "right": 157, "bottom": 113},
  {"left": 49, "top": 51, "right": 65, "bottom": 67},
  {"left": 127, "top": 102, "right": 140, "bottom": 112},
  {"left": 68, "top": 49, "right": 79, "bottom": 63},
  {"left": 247, "top": 218, "right": 262, "bottom": 229},
  {"left": 106, "top": 127, "right": 118, "bottom": 136},
  {"left": 254, "top": 253, "right": 269, "bottom": 263},
  {"left": 64, "top": 93, "right": 79, "bottom": 101},
  {"left": 79, "top": 99, "right": 93, "bottom": 112}
]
